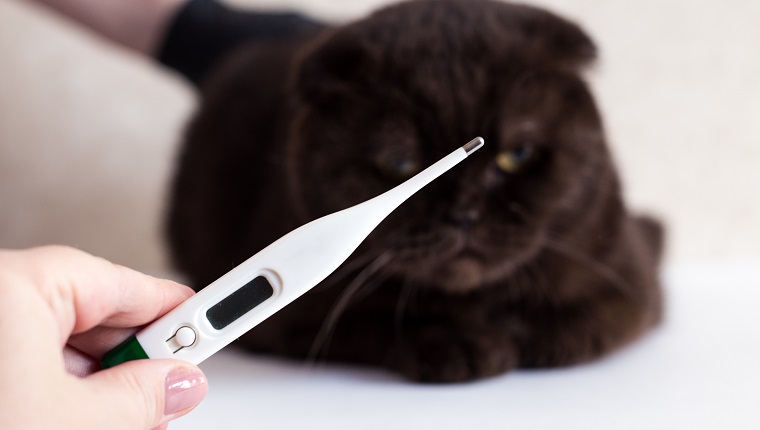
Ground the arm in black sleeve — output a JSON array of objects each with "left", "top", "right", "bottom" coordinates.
[{"left": 156, "top": 0, "right": 322, "bottom": 86}]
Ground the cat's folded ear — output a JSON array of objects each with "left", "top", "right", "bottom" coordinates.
[
  {"left": 508, "top": 4, "right": 597, "bottom": 69},
  {"left": 294, "top": 30, "right": 378, "bottom": 108}
]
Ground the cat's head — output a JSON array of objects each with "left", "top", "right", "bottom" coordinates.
[{"left": 286, "top": 0, "right": 614, "bottom": 293}]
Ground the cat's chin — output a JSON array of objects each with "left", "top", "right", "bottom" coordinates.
[
  {"left": 433, "top": 256, "right": 487, "bottom": 293},
  {"left": 397, "top": 254, "right": 510, "bottom": 294}
]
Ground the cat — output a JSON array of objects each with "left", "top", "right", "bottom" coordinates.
[{"left": 167, "top": 0, "right": 664, "bottom": 382}]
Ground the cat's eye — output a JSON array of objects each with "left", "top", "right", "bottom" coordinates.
[
  {"left": 496, "top": 144, "right": 537, "bottom": 174},
  {"left": 375, "top": 156, "right": 421, "bottom": 181}
]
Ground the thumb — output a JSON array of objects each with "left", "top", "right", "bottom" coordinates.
[{"left": 84, "top": 359, "right": 208, "bottom": 430}]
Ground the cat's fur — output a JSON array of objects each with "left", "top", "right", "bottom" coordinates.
[{"left": 168, "top": 0, "right": 664, "bottom": 382}]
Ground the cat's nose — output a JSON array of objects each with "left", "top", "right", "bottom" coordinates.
[{"left": 448, "top": 206, "right": 480, "bottom": 228}]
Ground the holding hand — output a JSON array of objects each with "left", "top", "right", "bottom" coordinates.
[{"left": 0, "top": 246, "right": 208, "bottom": 430}]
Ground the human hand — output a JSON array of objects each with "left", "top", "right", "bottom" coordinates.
[
  {"left": 0, "top": 246, "right": 208, "bottom": 430},
  {"left": 28, "top": 0, "right": 187, "bottom": 54}
]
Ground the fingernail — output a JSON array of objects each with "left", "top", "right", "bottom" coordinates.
[{"left": 164, "top": 367, "right": 208, "bottom": 416}]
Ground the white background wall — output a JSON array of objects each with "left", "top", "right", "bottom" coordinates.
[{"left": 1, "top": 0, "right": 758, "bottom": 273}]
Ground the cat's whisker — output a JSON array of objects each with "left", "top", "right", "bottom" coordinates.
[
  {"left": 507, "top": 201, "right": 531, "bottom": 220},
  {"left": 316, "top": 247, "right": 388, "bottom": 291},
  {"left": 509, "top": 263, "right": 535, "bottom": 305},
  {"left": 391, "top": 276, "right": 418, "bottom": 365},
  {"left": 305, "top": 250, "right": 396, "bottom": 365},
  {"left": 393, "top": 276, "right": 417, "bottom": 338},
  {"left": 315, "top": 220, "right": 417, "bottom": 292},
  {"left": 523, "top": 262, "right": 553, "bottom": 305},
  {"left": 543, "top": 238, "right": 639, "bottom": 301}
]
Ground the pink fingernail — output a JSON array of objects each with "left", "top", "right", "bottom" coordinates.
[{"left": 164, "top": 368, "right": 208, "bottom": 416}]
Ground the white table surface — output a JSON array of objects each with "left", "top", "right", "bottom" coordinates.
[{"left": 173, "top": 262, "right": 760, "bottom": 430}]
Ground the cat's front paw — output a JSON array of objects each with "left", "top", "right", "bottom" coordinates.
[{"left": 394, "top": 326, "right": 518, "bottom": 383}]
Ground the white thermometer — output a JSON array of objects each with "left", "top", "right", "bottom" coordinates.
[{"left": 101, "top": 137, "right": 484, "bottom": 368}]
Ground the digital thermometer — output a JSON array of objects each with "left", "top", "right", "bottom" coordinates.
[{"left": 101, "top": 137, "right": 484, "bottom": 368}]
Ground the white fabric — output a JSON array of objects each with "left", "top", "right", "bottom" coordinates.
[{"left": 174, "top": 262, "right": 760, "bottom": 430}]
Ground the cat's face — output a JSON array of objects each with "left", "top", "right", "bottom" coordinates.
[{"left": 285, "top": 0, "right": 609, "bottom": 293}]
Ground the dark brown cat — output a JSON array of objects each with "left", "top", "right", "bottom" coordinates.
[{"left": 167, "top": 0, "right": 664, "bottom": 382}]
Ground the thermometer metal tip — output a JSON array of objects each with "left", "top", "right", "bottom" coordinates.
[
  {"left": 102, "top": 138, "right": 484, "bottom": 368},
  {"left": 463, "top": 136, "right": 485, "bottom": 154}
]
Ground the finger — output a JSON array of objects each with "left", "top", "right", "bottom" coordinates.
[
  {"left": 63, "top": 345, "right": 99, "bottom": 377},
  {"left": 1, "top": 246, "right": 194, "bottom": 344},
  {"left": 84, "top": 359, "right": 208, "bottom": 430},
  {"left": 67, "top": 326, "right": 139, "bottom": 360}
]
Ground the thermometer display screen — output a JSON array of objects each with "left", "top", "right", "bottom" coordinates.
[{"left": 206, "top": 276, "right": 274, "bottom": 330}]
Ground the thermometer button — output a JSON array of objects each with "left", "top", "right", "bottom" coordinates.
[
  {"left": 166, "top": 326, "right": 197, "bottom": 353},
  {"left": 174, "top": 326, "right": 197, "bottom": 347}
]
